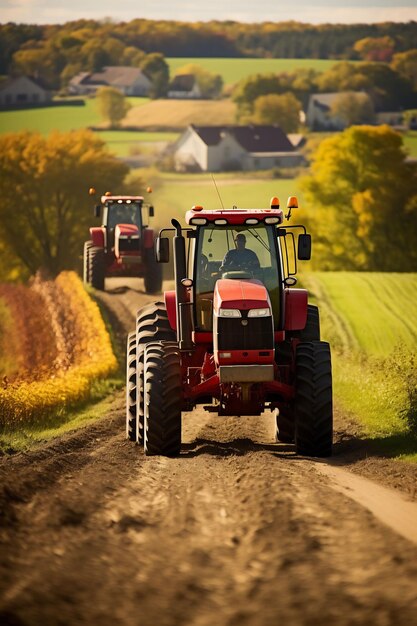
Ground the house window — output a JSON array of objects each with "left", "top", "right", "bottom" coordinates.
[
  {"left": 17, "top": 93, "right": 27, "bottom": 102},
  {"left": 274, "top": 158, "right": 281, "bottom": 166},
  {"left": 254, "top": 158, "right": 260, "bottom": 168}
]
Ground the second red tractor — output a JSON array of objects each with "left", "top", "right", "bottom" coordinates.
[{"left": 83, "top": 189, "right": 162, "bottom": 293}]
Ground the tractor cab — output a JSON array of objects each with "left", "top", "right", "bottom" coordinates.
[{"left": 99, "top": 196, "right": 144, "bottom": 251}]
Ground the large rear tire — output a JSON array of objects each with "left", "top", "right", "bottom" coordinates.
[
  {"left": 295, "top": 304, "right": 320, "bottom": 342},
  {"left": 135, "top": 302, "right": 176, "bottom": 446},
  {"left": 143, "top": 246, "right": 162, "bottom": 294},
  {"left": 144, "top": 341, "right": 182, "bottom": 457},
  {"left": 89, "top": 246, "right": 105, "bottom": 291},
  {"left": 295, "top": 342, "right": 333, "bottom": 457},
  {"left": 126, "top": 332, "right": 137, "bottom": 442}
]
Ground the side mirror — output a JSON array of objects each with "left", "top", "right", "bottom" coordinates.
[
  {"left": 156, "top": 237, "right": 169, "bottom": 263},
  {"left": 149, "top": 205, "right": 154, "bottom": 218},
  {"left": 94, "top": 205, "right": 101, "bottom": 218},
  {"left": 298, "top": 234, "right": 311, "bottom": 260}
]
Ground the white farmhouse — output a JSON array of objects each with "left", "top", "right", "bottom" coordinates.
[
  {"left": 68, "top": 66, "right": 152, "bottom": 96},
  {"left": 0, "top": 76, "right": 51, "bottom": 107},
  {"left": 173, "top": 125, "right": 303, "bottom": 172}
]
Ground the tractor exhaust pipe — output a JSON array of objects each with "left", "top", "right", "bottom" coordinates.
[{"left": 172, "top": 219, "right": 193, "bottom": 351}]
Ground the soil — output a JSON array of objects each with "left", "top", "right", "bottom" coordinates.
[{"left": 1, "top": 277, "right": 417, "bottom": 626}]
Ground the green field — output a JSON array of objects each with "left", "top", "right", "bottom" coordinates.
[
  {"left": 167, "top": 57, "right": 342, "bottom": 86},
  {"left": 402, "top": 130, "right": 417, "bottom": 157},
  {"left": 149, "top": 173, "right": 302, "bottom": 228},
  {"left": 0, "top": 97, "right": 149, "bottom": 135},
  {"left": 302, "top": 272, "right": 417, "bottom": 459},
  {"left": 96, "top": 130, "right": 180, "bottom": 157}
]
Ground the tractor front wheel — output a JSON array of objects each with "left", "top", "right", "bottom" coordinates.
[
  {"left": 144, "top": 341, "right": 182, "bottom": 457},
  {"left": 295, "top": 342, "right": 333, "bottom": 457},
  {"left": 143, "top": 247, "right": 162, "bottom": 294}
]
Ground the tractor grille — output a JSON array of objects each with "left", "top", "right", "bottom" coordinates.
[
  {"left": 217, "top": 317, "right": 273, "bottom": 351},
  {"left": 118, "top": 237, "right": 140, "bottom": 252}
]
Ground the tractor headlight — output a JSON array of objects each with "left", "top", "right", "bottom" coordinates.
[
  {"left": 247, "top": 308, "right": 271, "bottom": 317},
  {"left": 218, "top": 308, "right": 241, "bottom": 318}
]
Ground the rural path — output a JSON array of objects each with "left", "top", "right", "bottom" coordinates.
[{"left": 1, "top": 278, "right": 417, "bottom": 626}]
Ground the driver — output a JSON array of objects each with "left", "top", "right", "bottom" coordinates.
[{"left": 220, "top": 233, "right": 260, "bottom": 273}]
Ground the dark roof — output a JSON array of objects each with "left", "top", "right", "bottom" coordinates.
[
  {"left": 191, "top": 125, "right": 294, "bottom": 152},
  {"left": 169, "top": 74, "right": 196, "bottom": 92},
  {"left": 0, "top": 75, "right": 49, "bottom": 92}
]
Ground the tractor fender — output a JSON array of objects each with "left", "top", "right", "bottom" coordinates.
[
  {"left": 284, "top": 288, "right": 308, "bottom": 331},
  {"left": 164, "top": 290, "right": 177, "bottom": 331},
  {"left": 90, "top": 227, "right": 105, "bottom": 248},
  {"left": 143, "top": 228, "right": 154, "bottom": 250}
]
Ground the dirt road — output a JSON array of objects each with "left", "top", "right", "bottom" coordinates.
[{"left": 1, "top": 278, "right": 417, "bottom": 626}]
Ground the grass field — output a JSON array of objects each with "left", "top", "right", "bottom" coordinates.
[
  {"left": 123, "top": 98, "right": 236, "bottom": 128},
  {"left": 148, "top": 173, "right": 302, "bottom": 227},
  {"left": 0, "top": 97, "right": 149, "bottom": 135},
  {"left": 96, "top": 130, "right": 180, "bottom": 157},
  {"left": 402, "top": 130, "right": 417, "bottom": 157},
  {"left": 167, "top": 58, "right": 343, "bottom": 86},
  {"left": 302, "top": 272, "right": 417, "bottom": 459}
]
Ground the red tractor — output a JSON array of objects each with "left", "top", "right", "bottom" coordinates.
[
  {"left": 83, "top": 189, "right": 162, "bottom": 293},
  {"left": 126, "top": 196, "right": 333, "bottom": 457}
]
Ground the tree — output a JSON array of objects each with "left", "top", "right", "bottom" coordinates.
[
  {"left": 0, "top": 130, "right": 128, "bottom": 277},
  {"left": 140, "top": 52, "right": 169, "bottom": 98},
  {"left": 251, "top": 92, "right": 301, "bottom": 132},
  {"left": 232, "top": 73, "right": 281, "bottom": 120},
  {"left": 391, "top": 49, "right": 417, "bottom": 90},
  {"left": 353, "top": 36, "right": 395, "bottom": 62},
  {"left": 175, "top": 63, "right": 223, "bottom": 98},
  {"left": 96, "top": 86, "right": 131, "bottom": 127},
  {"left": 301, "top": 125, "right": 417, "bottom": 271},
  {"left": 330, "top": 92, "right": 375, "bottom": 127}
]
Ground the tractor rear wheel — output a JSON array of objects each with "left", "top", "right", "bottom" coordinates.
[
  {"left": 89, "top": 246, "right": 105, "bottom": 290},
  {"left": 275, "top": 407, "right": 294, "bottom": 443},
  {"left": 295, "top": 342, "right": 333, "bottom": 457},
  {"left": 126, "top": 332, "right": 137, "bottom": 442},
  {"left": 144, "top": 341, "right": 182, "bottom": 457},
  {"left": 135, "top": 302, "right": 176, "bottom": 446},
  {"left": 143, "top": 247, "right": 162, "bottom": 294},
  {"left": 83, "top": 241, "right": 93, "bottom": 284}
]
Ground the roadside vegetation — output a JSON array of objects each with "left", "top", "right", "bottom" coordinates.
[
  {"left": 0, "top": 272, "right": 119, "bottom": 451},
  {"left": 302, "top": 272, "right": 417, "bottom": 460}
]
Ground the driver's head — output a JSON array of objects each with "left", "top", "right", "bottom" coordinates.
[{"left": 235, "top": 233, "right": 246, "bottom": 250}]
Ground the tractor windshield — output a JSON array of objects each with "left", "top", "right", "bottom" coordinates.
[
  {"left": 105, "top": 203, "right": 142, "bottom": 229},
  {"left": 194, "top": 224, "right": 282, "bottom": 331}
]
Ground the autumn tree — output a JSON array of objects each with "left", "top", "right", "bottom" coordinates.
[
  {"left": 140, "top": 53, "right": 169, "bottom": 98},
  {"left": 96, "top": 86, "right": 131, "bottom": 127},
  {"left": 353, "top": 36, "right": 395, "bottom": 62},
  {"left": 330, "top": 92, "right": 375, "bottom": 127},
  {"left": 301, "top": 125, "right": 417, "bottom": 271},
  {"left": 391, "top": 49, "right": 417, "bottom": 90},
  {"left": 0, "top": 130, "right": 128, "bottom": 277},
  {"left": 251, "top": 92, "right": 301, "bottom": 132}
]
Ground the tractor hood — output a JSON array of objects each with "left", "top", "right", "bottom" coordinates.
[
  {"left": 114, "top": 223, "right": 140, "bottom": 258},
  {"left": 213, "top": 279, "right": 270, "bottom": 314}
]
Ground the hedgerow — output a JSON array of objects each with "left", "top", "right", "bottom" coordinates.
[{"left": 0, "top": 272, "right": 117, "bottom": 426}]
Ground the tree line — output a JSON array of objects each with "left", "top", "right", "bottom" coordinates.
[{"left": 1, "top": 19, "right": 417, "bottom": 89}]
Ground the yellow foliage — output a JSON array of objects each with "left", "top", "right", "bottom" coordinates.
[{"left": 0, "top": 272, "right": 117, "bottom": 426}]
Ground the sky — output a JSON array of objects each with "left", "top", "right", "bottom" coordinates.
[{"left": 1, "top": 0, "right": 417, "bottom": 25}]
